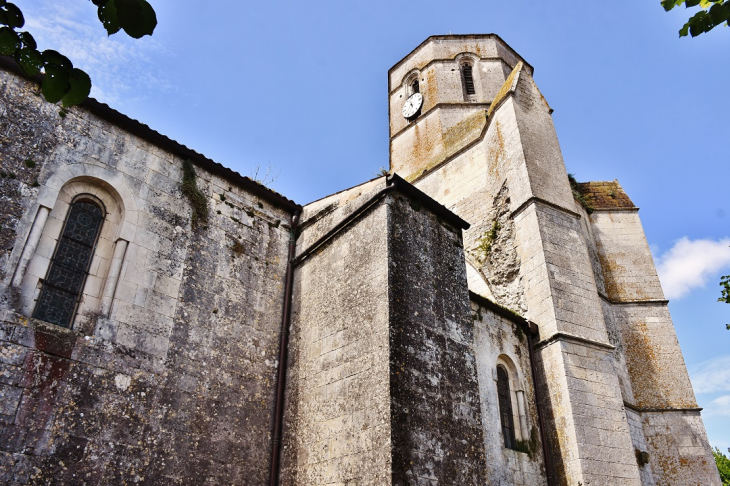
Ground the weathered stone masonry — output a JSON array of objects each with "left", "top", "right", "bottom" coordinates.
[
  {"left": 390, "top": 35, "right": 719, "bottom": 485},
  {"left": 0, "top": 33, "right": 722, "bottom": 486},
  {"left": 0, "top": 62, "right": 297, "bottom": 485}
]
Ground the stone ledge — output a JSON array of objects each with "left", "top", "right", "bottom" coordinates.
[
  {"left": 598, "top": 292, "right": 669, "bottom": 306},
  {"left": 623, "top": 401, "right": 703, "bottom": 414},
  {"left": 535, "top": 331, "right": 615, "bottom": 352}
]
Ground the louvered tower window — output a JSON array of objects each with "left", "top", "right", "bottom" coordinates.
[
  {"left": 497, "top": 365, "right": 517, "bottom": 449},
  {"left": 411, "top": 78, "right": 420, "bottom": 94},
  {"left": 462, "top": 64, "right": 476, "bottom": 96},
  {"left": 33, "top": 198, "right": 105, "bottom": 328}
]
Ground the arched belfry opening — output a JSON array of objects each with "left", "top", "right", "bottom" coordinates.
[{"left": 461, "top": 63, "right": 476, "bottom": 96}]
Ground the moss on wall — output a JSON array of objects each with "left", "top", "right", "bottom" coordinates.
[{"left": 181, "top": 159, "right": 209, "bottom": 228}]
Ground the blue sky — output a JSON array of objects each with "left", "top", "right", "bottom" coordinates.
[{"left": 22, "top": 0, "right": 730, "bottom": 448}]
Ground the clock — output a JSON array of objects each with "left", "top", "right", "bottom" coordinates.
[{"left": 402, "top": 93, "right": 423, "bottom": 119}]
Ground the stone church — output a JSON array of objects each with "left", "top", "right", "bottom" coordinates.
[{"left": 0, "top": 34, "right": 720, "bottom": 485}]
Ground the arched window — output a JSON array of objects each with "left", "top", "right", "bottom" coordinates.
[
  {"left": 410, "top": 78, "right": 420, "bottom": 95},
  {"left": 497, "top": 365, "right": 517, "bottom": 449},
  {"left": 461, "top": 63, "right": 476, "bottom": 96},
  {"left": 33, "top": 196, "right": 105, "bottom": 328}
]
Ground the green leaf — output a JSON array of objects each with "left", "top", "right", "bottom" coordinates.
[
  {"left": 685, "top": 9, "right": 709, "bottom": 36},
  {"left": 662, "top": 0, "right": 683, "bottom": 12},
  {"left": 91, "top": 0, "right": 108, "bottom": 6},
  {"left": 0, "top": 26, "right": 18, "bottom": 55},
  {"left": 709, "top": 2, "right": 730, "bottom": 23},
  {"left": 41, "top": 65, "right": 70, "bottom": 104},
  {"left": 699, "top": 0, "right": 713, "bottom": 8},
  {"left": 0, "top": 3, "right": 24, "bottom": 28},
  {"left": 679, "top": 22, "right": 691, "bottom": 35},
  {"left": 686, "top": 0, "right": 701, "bottom": 7},
  {"left": 41, "top": 49, "right": 72, "bottom": 69},
  {"left": 17, "top": 47, "right": 43, "bottom": 75},
  {"left": 17, "top": 31, "right": 35, "bottom": 50},
  {"left": 115, "top": 0, "right": 157, "bottom": 39},
  {"left": 98, "top": 0, "right": 121, "bottom": 35},
  {"left": 62, "top": 68, "right": 91, "bottom": 107}
]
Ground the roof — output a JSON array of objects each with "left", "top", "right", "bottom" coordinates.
[
  {"left": 575, "top": 180, "right": 636, "bottom": 211},
  {"left": 0, "top": 56, "right": 301, "bottom": 213},
  {"left": 468, "top": 291, "right": 538, "bottom": 336},
  {"left": 388, "top": 173, "right": 470, "bottom": 230},
  {"left": 388, "top": 34, "right": 534, "bottom": 78}
]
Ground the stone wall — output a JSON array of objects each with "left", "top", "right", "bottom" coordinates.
[
  {"left": 0, "top": 67, "right": 293, "bottom": 484},
  {"left": 642, "top": 411, "right": 720, "bottom": 486},
  {"left": 281, "top": 192, "right": 392, "bottom": 485},
  {"left": 387, "top": 194, "right": 486, "bottom": 484},
  {"left": 471, "top": 299, "right": 546, "bottom": 485},
  {"left": 282, "top": 184, "right": 488, "bottom": 484},
  {"left": 585, "top": 204, "right": 719, "bottom": 485}
]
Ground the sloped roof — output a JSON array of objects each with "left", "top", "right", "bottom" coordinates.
[
  {"left": 0, "top": 56, "right": 301, "bottom": 213},
  {"left": 575, "top": 180, "right": 636, "bottom": 210}
]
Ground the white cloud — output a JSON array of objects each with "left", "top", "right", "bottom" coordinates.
[
  {"left": 20, "top": 0, "right": 171, "bottom": 106},
  {"left": 690, "top": 355, "right": 730, "bottom": 395},
  {"left": 655, "top": 237, "right": 730, "bottom": 300},
  {"left": 702, "top": 395, "right": 730, "bottom": 418}
]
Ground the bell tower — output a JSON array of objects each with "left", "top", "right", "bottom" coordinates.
[
  {"left": 388, "top": 34, "right": 532, "bottom": 181},
  {"left": 386, "top": 33, "right": 720, "bottom": 486},
  {"left": 388, "top": 35, "right": 644, "bottom": 486}
]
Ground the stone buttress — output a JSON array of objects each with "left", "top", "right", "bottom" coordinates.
[
  {"left": 575, "top": 181, "right": 720, "bottom": 485},
  {"left": 280, "top": 176, "right": 487, "bottom": 484}
]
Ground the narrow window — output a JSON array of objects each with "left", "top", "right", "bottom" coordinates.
[
  {"left": 33, "top": 198, "right": 105, "bottom": 328},
  {"left": 462, "top": 64, "right": 476, "bottom": 96},
  {"left": 497, "top": 365, "right": 517, "bottom": 449},
  {"left": 411, "top": 78, "right": 420, "bottom": 95}
]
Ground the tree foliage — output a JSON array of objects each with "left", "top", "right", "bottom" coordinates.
[
  {"left": 0, "top": 0, "right": 156, "bottom": 108},
  {"left": 714, "top": 447, "right": 730, "bottom": 486},
  {"left": 720, "top": 274, "right": 730, "bottom": 304},
  {"left": 720, "top": 273, "right": 730, "bottom": 330},
  {"left": 662, "top": 0, "right": 730, "bottom": 37}
]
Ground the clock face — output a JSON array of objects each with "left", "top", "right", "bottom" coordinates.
[{"left": 402, "top": 93, "right": 423, "bottom": 119}]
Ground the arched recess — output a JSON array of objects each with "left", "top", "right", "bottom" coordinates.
[
  {"left": 496, "top": 354, "right": 530, "bottom": 444},
  {"left": 454, "top": 52, "right": 480, "bottom": 100},
  {"left": 403, "top": 70, "right": 421, "bottom": 97},
  {"left": 11, "top": 170, "right": 138, "bottom": 329}
]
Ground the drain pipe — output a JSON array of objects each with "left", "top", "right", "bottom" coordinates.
[
  {"left": 527, "top": 330, "right": 555, "bottom": 486},
  {"left": 270, "top": 209, "right": 300, "bottom": 486}
]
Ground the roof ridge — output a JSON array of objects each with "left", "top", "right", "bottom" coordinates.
[{"left": 0, "top": 56, "right": 301, "bottom": 212}]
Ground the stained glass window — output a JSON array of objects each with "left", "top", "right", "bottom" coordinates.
[
  {"left": 497, "top": 365, "right": 517, "bottom": 449},
  {"left": 33, "top": 198, "right": 104, "bottom": 328}
]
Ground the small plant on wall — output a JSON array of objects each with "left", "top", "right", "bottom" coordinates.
[
  {"left": 568, "top": 173, "right": 594, "bottom": 214},
  {"left": 476, "top": 219, "right": 500, "bottom": 263},
  {"left": 181, "top": 159, "right": 208, "bottom": 228},
  {"left": 231, "top": 238, "right": 245, "bottom": 257}
]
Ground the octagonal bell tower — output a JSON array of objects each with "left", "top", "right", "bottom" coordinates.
[{"left": 388, "top": 34, "right": 532, "bottom": 181}]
